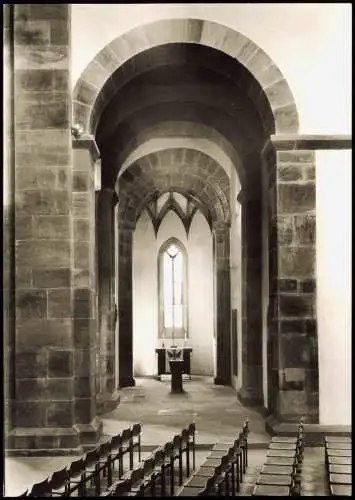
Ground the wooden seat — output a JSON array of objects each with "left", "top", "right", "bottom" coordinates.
[
  {"left": 252, "top": 484, "right": 291, "bottom": 496},
  {"left": 172, "top": 434, "right": 184, "bottom": 487},
  {"left": 330, "top": 473, "right": 352, "bottom": 485},
  {"left": 328, "top": 456, "right": 352, "bottom": 466},
  {"left": 327, "top": 449, "right": 352, "bottom": 457},
  {"left": 256, "top": 474, "right": 292, "bottom": 486},
  {"left": 271, "top": 436, "right": 298, "bottom": 444},
  {"left": 330, "top": 484, "right": 352, "bottom": 496},
  {"left": 97, "top": 440, "right": 113, "bottom": 488},
  {"left": 121, "top": 427, "right": 134, "bottom": 472},
  {"left": 27, "top": 478, "right": 52, "bottom": 497},
  {"left": 66, "top": 457, "right": 86, "bottom": 496},
  {"left": 261, "top": 464, "right": 294, "bottom": 475},
  {"left": 329, "top": 464, "right": 352, "bottom": 474},
  {"left": 187, "top": 422, "right": 196, "bottom": 471},
  {"left": 110, "top": 433, "right": 124, "bottom": 478},
  {"left": 267, "top": 449, "right": 296, "bottom": 458},
  {"left": 325, "top": 436, "right": 352, "bottom": 443},
  {"left": 265, "top": 456, "right": 296, "bottom": 466},
  {"left": 47, "top": 466, "right": 69, "bottom": 496},
  {"left": 327, "top": 442, "right": 352, "bottom": 450},
  {"left": 128, "top": 465, "right": 145, "bottom": 495},
  {"left": 131, "top": 423, "right": 142, "bottom": 466},
  {"left": 269, "top": 442, "right": 297, "bottom": 450},
  {"left": 83, "top": 447, "right": 101, "bottom": 495}
]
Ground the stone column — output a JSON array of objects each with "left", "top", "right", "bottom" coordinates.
[
  {"left": 7, "top": 5, "right": 102, "bottom": 453},
  {"left": 213, "top": 222, "right": 232, "bottom": 385},
  {"left": 238, "top": 190, "right": 263, "bottom": 406},
  {"left": 96, "top": 187, "right": 120, "bottom": 412},
  {"left": 72, "top": 137, "right": 103, "bottom": 443},
  {"left": 263, "top": 140, "right": 318, "bottom": 424},
  {"left": 4, "top": 4, "right": 15, "bottom": 446},
  {"left": 118, "top": 221, "right": 136, "bottom": 387}
]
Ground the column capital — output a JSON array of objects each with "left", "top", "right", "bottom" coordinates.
[
  {"left": 72, "top": 134, "right": 100, "bottom": 162},
  {"left": 99, "top": 187, "right": 119, "bottom": 205},
  {"left": 118, "top": 220, "right": 136, "bottom": 231},
  {"left": 212, "top": 220, "right": 231, "bottom": 234}
]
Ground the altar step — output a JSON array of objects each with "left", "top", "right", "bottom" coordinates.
[{"left": 158, "top": 374, "right": 192, "bottom": 382}]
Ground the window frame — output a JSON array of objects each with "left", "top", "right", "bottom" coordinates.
[{"left": 158, "top": 237, "right": 188, "bottom": 339}]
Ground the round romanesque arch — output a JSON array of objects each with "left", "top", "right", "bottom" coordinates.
[{"left": 73, "top": 18, "right": 300, "bottom": 136}]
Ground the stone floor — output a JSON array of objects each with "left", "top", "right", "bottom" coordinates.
[{"left": 4, "top": 376, "right": 330, "bottom": 496}]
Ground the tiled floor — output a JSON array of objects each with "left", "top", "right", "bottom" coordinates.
[{"left": 4, "top": 377, "right": 330, "bottom": 496}]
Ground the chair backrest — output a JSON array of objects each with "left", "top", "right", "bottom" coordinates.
[
  {"left": 188, "top": 422, "right": 196, "bottom": 437},
  {"left": 173, "top": 434, "right": 182, "bottom": 450},
  {"left": 153, "top": 447, "right": 166, "bottom": 466},
  {"left": 164, "top": 441, "right": 174, "bottom": 458},
  {"left": 98, "top": 440, "right": 112, "bottom": 458},
  {"left": 181, "top": 428, "right": 189, "bottom": 444},
  {"left": 130, "top": 465, "right": 144, "bottom": 485},
  {"left": 110, "top": 433, "right": 122, "bottom": 450},
  {"left": 131, "top": 423, "right": 142, "bottom": 437},
  {"left": 28, "top": 478, "right": 51, "bottom": 497},
  {"left": 198, "top": 476, "right": 216, "bottom": 496},
  {"left": 143, "top": 455, "right": 155, "bottom": 475},
  {"left": 219, "top": 455, "right": 230, "bottom": 472},
  {"left": 67, "top": 457, "right": 85, "bottom": 478},
  {"left": 48, "top": 466, "right": 69, "bottom": 490},
  {"left": 113, "top": 478, "right": 132, "bottom": 495},
  {"left": 121, "top": 427, "right": 132, "bottom": 443},
  {"left": 83, "top": 447, "right": 100, "bottom": 468}
]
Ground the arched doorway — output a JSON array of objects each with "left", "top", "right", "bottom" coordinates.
[{"left": 74, "top": 19, "right": 318, "bottom": 423}]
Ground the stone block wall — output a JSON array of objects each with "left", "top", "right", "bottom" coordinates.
[
  {"left": 7, "top": 4, "right": 102, "bottom": 452},
  {"left": 264, "top": 142, "right": 318, "bottom": 423}
]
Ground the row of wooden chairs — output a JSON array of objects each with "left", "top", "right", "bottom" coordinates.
[
  {"left": 18, "top": 423, "right": 142, "bottom": 497},
  {"left": 101, "top": 422, "right": 196, "bottom": 496},
  {"left": 252, "top": 417, "right": 304, "bottom": 496},
  {"left": 178, "top": 419, "right": 249, "bottom": 496},
  {"left": 325, "top": 435, "right": 352, "bottom": 496}
]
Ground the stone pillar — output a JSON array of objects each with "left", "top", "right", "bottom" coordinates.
[
  {"left": 263, "top": 140, "right": 318, "bottom": 424},
  {"left": 7, "top": 5, "right": 101, "bottom": 453},
  {"left": 238, "top": 190, "right": 263, "bottom": 406},
  {"left": 4, "top": 4, "right": 15, "bottom": 446},
  {"left": 213, "top": 222, "right": 232, "bottom": 385},
  {"left": 72, "top": 137, "right": 103, "bottom": 443},
  {"left": 96, "top": 187, "right": 120, "bottom": 412},
  {"left": 118, "top": 222, "right": 136, "bottom": 387}
]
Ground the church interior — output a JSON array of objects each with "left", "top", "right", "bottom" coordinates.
[{"left": 3, "top": 3, "right": 351, "bottom": 496}]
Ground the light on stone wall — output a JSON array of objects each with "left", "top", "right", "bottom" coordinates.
[{"left": 95, "top": 159, "right": 101, "bottom": 191}]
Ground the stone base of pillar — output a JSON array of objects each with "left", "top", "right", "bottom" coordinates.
[
  {"left": 73, "top": 417, "right": 103, "bottom": 445},
  {"left": 97, "top": 390, "right": 121, "bottom": 415},
  {"left": 6, "top": 418, "right": 103, "bottom": 456},
  {"left": 237, "top": 386, "right": 263, "bottom": 407},
  {"left": 214, "top": 376, "right": 230, "bottom": 386},
  {"left": 265, "top": 415, "right": 352, "bottom": 446},
  {"left": 119, "top": 377, "right": 136, "bottom": 388}
]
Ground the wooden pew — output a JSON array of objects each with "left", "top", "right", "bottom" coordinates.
[
  {"left": 178, "top": 419, "right": 249, "bottom": 497},
  {"left": 325, "top": 435, "right": 352, "bottom": 497},
  {"left": 252, "top": 417, "right": 304, "bottom": 496}
]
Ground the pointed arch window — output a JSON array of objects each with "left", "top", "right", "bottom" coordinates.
[{"left": 158, "top": 238, "right": 188, "bottom": 339}]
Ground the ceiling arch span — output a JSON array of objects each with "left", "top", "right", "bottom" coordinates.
[
  {"left": 118, "top": 121, "right": 243, "bottom": 187},
  {"left": 100, "top": 96, "right": 263, "bottom": 194},
  {"left": 120, "top": 137, "right": 240, "bottom": 182},
  {"left": 73, "top": 19, "right": 299, "bottom": 135},
  {"left": 117, "top": 148, "right": 231, "bottom": 228},
  {"left": 95, "top": 67, "right": 266, "bottom": 151}
]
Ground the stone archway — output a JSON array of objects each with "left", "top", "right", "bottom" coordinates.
[
  {"left": 73, "top": 18, "right": 319, "bottom": 425},
  {"left": 73, "top": 19, "right": 299, "bottom": 135}
]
